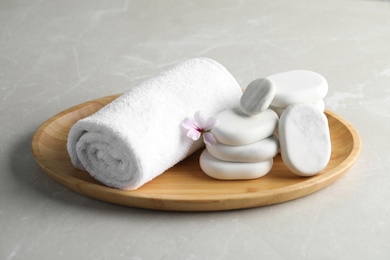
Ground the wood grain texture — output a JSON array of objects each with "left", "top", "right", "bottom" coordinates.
[{"left": 31, "top": 94, "right": 361, "bottom": 211}]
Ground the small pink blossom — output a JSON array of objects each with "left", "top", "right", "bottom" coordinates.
[{"left": 181, "top": 111, "right": 217, "bottom": 145}]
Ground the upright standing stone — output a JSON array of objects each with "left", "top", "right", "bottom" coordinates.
[
  {"left": 278, "top": 103, "right": 331, "bottom": 176},
  {"left": 239, "top": 78, "right": 276, "bottom": 116}
]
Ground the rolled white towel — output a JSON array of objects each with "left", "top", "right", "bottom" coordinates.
[{"left": 67, "top": 57, "right": 242, "bottom": 190}]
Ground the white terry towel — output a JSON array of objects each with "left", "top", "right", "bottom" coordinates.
[{"left": 67, "top": 57, "right": 242, "bottom": 190}]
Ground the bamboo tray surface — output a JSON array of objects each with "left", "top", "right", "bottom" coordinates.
[{"left": 31, "top": 94, "right": 361, "bottom": 211}]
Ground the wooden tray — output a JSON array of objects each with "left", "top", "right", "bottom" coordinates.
[{"left": 31, "top": 94, "right": 361, "bottom": 211}]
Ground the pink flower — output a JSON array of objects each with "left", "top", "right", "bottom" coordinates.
[{"left": 181, "top": 111, "right": 218, "bottom": 145}]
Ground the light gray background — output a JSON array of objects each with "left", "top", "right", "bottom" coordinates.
[{"left": 1, "top": 0, "right": 389, "bottom": 259}]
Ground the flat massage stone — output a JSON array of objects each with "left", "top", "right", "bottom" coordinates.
[
  {"left": 211, "top": 108, "right": 278, "bottom": 146},
  {"left": 206, "top": 135, "right": 279, "bottom": 163},
  {"left": 199, "top": 150, "right": 273, "bottom": 180},
  {"left": 270, "top": 100, "right": 325, "bottom": 117},
  {"left": 267, "top": 70, "right": 328, "bottom": 108},
  {"left": 279, "top": 103, "right": 331, "bottom": 176},
  {"left": 239, "top": 78, "right": 276, "bottom": 116}
]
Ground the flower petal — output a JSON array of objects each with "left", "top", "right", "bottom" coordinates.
[
  {"left": 194, "top": 111, "right": 205, "bottom": 129},
  {"left": 187, "top": 129, "right": 201, "bottom": 141},
  {"left": 203, "top": 132, "right": 217, "bottom": 145},
  {"left": 181, "top": 118, "right": 197, "bottom": 130}
]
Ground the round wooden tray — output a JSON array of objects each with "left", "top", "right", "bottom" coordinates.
[{"left": 31, "top": 94, "right": 361, "bottom": 211}]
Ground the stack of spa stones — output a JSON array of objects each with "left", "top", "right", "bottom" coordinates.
[
  {"left": 200, "top": 70, "right": 331, "bottom": 180},
  {"left": 199, "top": 78, "right": 279, "bottom": 180},
  {"left": 267, "top": 70, "right": 331, "bottom": 177}
]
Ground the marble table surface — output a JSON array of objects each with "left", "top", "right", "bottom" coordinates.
[{"left": 1, "top": 0, "right": 389, "bottom": 259}]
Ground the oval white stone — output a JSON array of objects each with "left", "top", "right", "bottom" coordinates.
[
  {"left": 211, "top": 108, "right": 279, "bottom": 145},
  {"left": 279, "top": 103, "right": 331, "bottom": 176},
  {"left": 206, "top": 135, "right": 279, "bottom": 163},
  {"left": 199, "top": 149, "right": 273, "bottom": 180},
  {"left": 239, "top": 78, "right": 276, "bottom": 116},
  {"left": 270, "top": 99, "right": 325, "bottom": 117},
  {"left": 267, "top": 70, "right": 328, "bottom": 108}
]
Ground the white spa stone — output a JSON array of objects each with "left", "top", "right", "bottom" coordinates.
[
  {"left": 270, "top": 99, "right": 325, "bottom": 117},
  {"left": 267, "top": 70, "right": 328, "bottom": 108},
  {"left": 211, "top": 108, "right": 279, "bottom": 146},
  {"left": 199, "top": 150, "right": 273, "bottom": 180},
  {"left": 279, "top": 103, "right": 331, "bottom": 177},
  {"left": 239, "top": 78, "right": 276, "bottom": 116},
  {"left": 206, "top": 135, "right": 279, "bottom": 163}
]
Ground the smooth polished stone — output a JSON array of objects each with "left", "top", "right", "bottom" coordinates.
[
  {"left": 206, "top": 135, "right": 279, "bottom": 163},
  {"left": 270, "top": 100, "right": 325, "bottom": 117},
  {"left": 211, "top": 108, "right": 279, "bottom": 145},
  {"left": 267, "top": 70, "right": 328, "bottom": 108},
  {"left": 279, "top": 103, "right": 331, "bottom": 177},
  {"left": 239, "top": 78, "right": 276, "bottom": 116},
  {"left": 199, "top": 150, "right": 273, "bottom": 180}
]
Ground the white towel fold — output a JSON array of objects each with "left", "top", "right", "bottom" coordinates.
[{"left": 67, "top": 57, "right": 242, "bottom": 190}]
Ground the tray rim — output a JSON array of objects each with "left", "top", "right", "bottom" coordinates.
[{"left": 31, "top": 95, "right": 362, "bottom": 211}]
